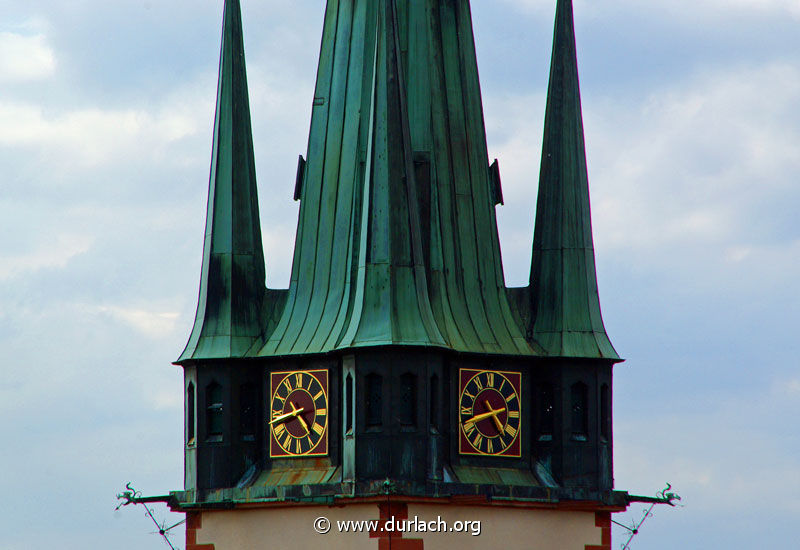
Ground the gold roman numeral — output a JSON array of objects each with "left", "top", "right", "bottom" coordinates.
[
  {"left": 460, "top": 406, "right": 472, "bottom": 416},
  {"left": 505, "top": 424, "right": 518, "bottom": 437},
  {"left": 472, "top": 433, "right": 484, "bottom": 450},
  {"left": 282, "top": 378, "right": 292, "bottom": 393},
  {"left": 505, "top": 393, "right": 517, "bottom": 404},
  {"left": 295, "top": 373, "right": 303, "bottom": 387},
  {"left": 474, "top": 377, "right": 483, "bottom": 391},
  {"left": 314, "top": 390, "right": 324, "bottom": 401},
  {"left": 273, "top": 423, "right": 286, "bottom": 437},
  {"left": 281, "top": 432, "right": 292, "bottom": 449},
  {"left": 463, "top": 422, "right": 476, "bottom": 437},
  {"left": 295, "top": 439, "right": 302, "bottom": 454},
  {"left": 486, "top": 438, "right": 494, "bottom": 454},
  {"left": 315, "top": 408, "right": 327, "bottom": 417},
  {"left": 313, "top": 423, "right": 325, "bottom": 436},
  {"left": 508, "top": 410, "right": 520, "bottom": 419},
  {"left": 486, "top": 372, "right": 495, "bottom": 387}
]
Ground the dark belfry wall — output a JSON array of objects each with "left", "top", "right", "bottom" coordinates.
[
  {"left": 352, "top": 350, "right": 443, "bottom": 481},
  {"left": 190, "top": 363, "right": 261, "bottom": 491},
  {"left": 184, "top": 353, "right": 613, "bottom": 492},
  {"left": 530, "top": 360, "right": 614, "bottom": 490}
]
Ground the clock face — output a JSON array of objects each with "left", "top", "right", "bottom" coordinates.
[
  {"left": 458, "top": 369, "right": 522, "bottom": 457},
  {"left": 269, "top": 369, "right": 329, "bottom": 458}
]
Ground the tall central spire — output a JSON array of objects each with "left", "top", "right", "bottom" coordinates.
[
  {"left": 260, "top": 0, "right": 532, "bottom": 356},
  {"left": 527, "top": 0, "right": 618, "bottom": 359}
]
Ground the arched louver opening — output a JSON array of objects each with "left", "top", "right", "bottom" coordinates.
[
  {"left": 345, "top": 372, "right": 354, "bottom": 434},
  {"left": 570, "top": 382, "right": 589, "bottom": 441},
  {"left": 600, "top": 383, "right": 610, "bottom": 442},
  {"left": 538, "top": 382, "right": 555, "bottom": 441},
  {"left": 240, "top": 383, "right": 257, "bottom": 442},
  {"left": 366, "top": 373, "right": 383, "bottom": 429},
  {"left": 187, "top": 382, "right": 196, "bottom": 445},
  {"left": 398, "top": 373, "right": 417, "bottom": 428},
  {"left": 429, "top": 373, "right": 439, "bottom": 431},
  {"left": 206, "top": 382, "right": 224, "bottom": 442}
]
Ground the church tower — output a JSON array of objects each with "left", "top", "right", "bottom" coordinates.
[{"left": 173, "top": 1, "right": 629, "bottom": 548}]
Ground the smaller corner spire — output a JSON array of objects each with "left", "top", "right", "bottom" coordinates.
[
  {"left": 178, "top": 0, "right": 269, "bottom": 362},
  {"left": 527, "top": 0, "right": 619, "bottom": 360}
]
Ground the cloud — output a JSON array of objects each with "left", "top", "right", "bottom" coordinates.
[
  {"left": 93, "top": 305, "right": 181, "bottom": 338},
  {"left": 644, "top": 0, "right": 800, "bottom": 19},
  {"left": 485, "top": 62, "right": 800, "bottom": 287},
  {"left": 0, "top": 233, "right": 92, "bottom": 281},
  {"left": 499, "top": 0, "right": 800, "bottom": 20},
  {"left": 483, "top": 92, "right": 545, "bottom": 285},
  {"left": 774, "top": 376, "right": 800, "bottom": 397},
  {"left": 0, "top": 30, "right": 55, "bottom": 82},
  {"left": 0, "top": 100, "right": 202, "bottom": 167},
  {"left": 588, "top": 63, "right": 800, "bottom": 255}
]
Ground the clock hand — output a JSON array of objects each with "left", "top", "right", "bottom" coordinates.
[
  {"left": 291, "top": 401, "right": 311, "bottom": 436},
  {"left": 485, "top": 401, "right": 505, "bottom": 433},
  {"left": 464, "top": 406, "right": 506, "bottom": 426},
  {"left": 269, "top": 405, "right": 305, "bottom": 426}
]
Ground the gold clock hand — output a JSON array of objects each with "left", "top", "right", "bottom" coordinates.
[
  {"left": 485, "top": 401, "right": 505, "bottom": 434},
  {"left": 464, "top": 406, "right": 506, "bottom": 426},
  {"left": 291, "top": 401, "right": 311, "bottom": 436},
  {"left": 269, "top": 406, "right": 305, "bottom": 425}
]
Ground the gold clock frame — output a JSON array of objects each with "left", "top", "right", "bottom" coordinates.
[
  {"left": 458, "top": 368, "right": 522, "bottom": 458},
  {"left": 269, "top": 369, "right": 329, "bottom": 458}
]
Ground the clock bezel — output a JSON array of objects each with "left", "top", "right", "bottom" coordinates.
[
  {"left": 457, "top": 368, "right": 523, "bottom": 458},
  {"left": 268, "top": 368, "right": 329, "bottom": 458}
]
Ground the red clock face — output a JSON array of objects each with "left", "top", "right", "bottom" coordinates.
[
  {"left": 458, "top": 369, "right": 522, "bottom": 457},
  {"left": 269, "top": 369, "right": 329, "bottom": 458}
]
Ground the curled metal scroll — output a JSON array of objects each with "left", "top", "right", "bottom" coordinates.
[
  {"left": 612, "top": 483, "right": 682, "bottom": 550},
  {"left": 116, "top": 483, "right": 185, "bottom": 550}
]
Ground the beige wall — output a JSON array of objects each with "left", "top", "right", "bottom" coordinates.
[
  {"left": 196, "top": 503, "right": 603, "bottom": 550},
  {"left": 409, "top": 504, "right": 600, "bottom": 550}
]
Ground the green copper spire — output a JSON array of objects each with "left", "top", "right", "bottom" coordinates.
[
  {"left": 527, "top": 0, "right": 619, "bottom": 360},
  {"left": 261, "top": 0, "right": 444, "bottom": 354},
  {"left": 179, "top": 0, "right": 271, "bottom": 361},
  {"left": 258, "top": 0, "right": 533, "bottom": 356}
]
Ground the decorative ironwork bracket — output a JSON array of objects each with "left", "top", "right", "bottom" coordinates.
[
  {"left": 613, "top": 484, "right": 682, "bottom": 550},
  {"left": 116, "top": 483, "right": 184, "bottom": 550}
]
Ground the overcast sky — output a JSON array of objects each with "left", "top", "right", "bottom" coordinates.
[{"left": 1, "top": 1, "right": 798, "bottom": 548}]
